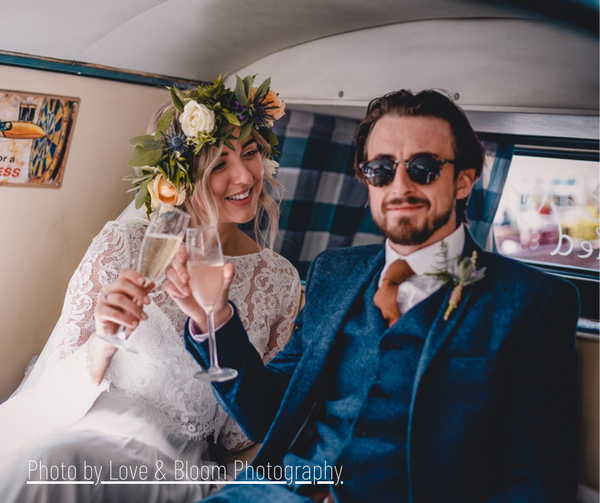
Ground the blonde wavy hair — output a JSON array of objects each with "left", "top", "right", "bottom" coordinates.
[
  {"left": 184, "top": 131, "right": 282, "bottom": 250},
  {"left": 147, "top": 103, "right": 283, "bottom": 250}
]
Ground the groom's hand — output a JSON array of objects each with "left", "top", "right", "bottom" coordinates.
[{"left": 164, "top": 245, "right": 235, "bottom": 332}]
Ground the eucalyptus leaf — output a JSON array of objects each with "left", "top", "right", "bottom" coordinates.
[
  {"left": 135, "top": 178, "right": 151, "bottom": 209},
  {"left": 234, "top": 75, "right": 248, "bottom": 106},
  {"left": 243, "top": 75, "right": 255, "bottom": 96},
  {"left": 255, "top": 77, "right": 271, "bottom": 100},
  {"left": 266, "top": 128, "right": 279, "bottom": 146},
  {"left": 128, "top": 146, "right": 163, "bottom": 167},
  {"left": 129, "top": 135, "right": 162, "bottom": 149},
  {"left": 238, "top": 122, "right": 253, "bottom": 143},
  {"left": 169, "top": 88, "right": 184, "bottom": 112},
  {"left": 155, "top": 108, "right": 175, "bottom": 137}
]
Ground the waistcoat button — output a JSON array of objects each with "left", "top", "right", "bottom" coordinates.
[{"left": 369, "top": 385, "right": 389, "bottom": 398}]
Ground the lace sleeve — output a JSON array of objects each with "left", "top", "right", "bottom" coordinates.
[
  {"left": 49, "top": 220, "right": 137, "bottom": 363},
  {"left": 262, "top": 261, "right": 301, "bottom": 363},
  {"left": 217, "top": 255, "right": 301, "bottom": 452}
]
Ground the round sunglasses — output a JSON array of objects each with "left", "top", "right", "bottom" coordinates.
[{"left": 359, "top": 153, "right": 455, "bottom": 187}]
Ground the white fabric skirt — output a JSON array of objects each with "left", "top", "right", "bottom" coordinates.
[{"left": 0, "top": 392, "right": 220, "bottom": 502}]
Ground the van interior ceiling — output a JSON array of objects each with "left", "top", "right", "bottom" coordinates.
[{"left": 0, "top": 0, "right": 598, "bottom": 501}]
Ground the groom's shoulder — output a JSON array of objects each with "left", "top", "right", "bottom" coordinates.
[
  {"left": 314, "top": 244, "right": 382, "bottom": 267},
  {"left": 481, "top": 249, "right": 577, "bottom": 298}
]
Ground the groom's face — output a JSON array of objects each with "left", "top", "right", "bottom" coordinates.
[{"left": 366, "top": 114, "right": 475, "bottom": 255}]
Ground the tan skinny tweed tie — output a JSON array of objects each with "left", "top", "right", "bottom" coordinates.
[{"left": 373, "top": 259, "right": 415, "bottom": 326}]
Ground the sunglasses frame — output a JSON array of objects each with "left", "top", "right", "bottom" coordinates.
[{"left": 359, "top": 153, "right": 456, "bottom": 187}]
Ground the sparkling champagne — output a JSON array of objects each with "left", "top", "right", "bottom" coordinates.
[
  {"left": 137, "top": 233, "right": 183, "bottom": 282},
  {"left": 187, "top": 261, "right": 224, "bottom": 310}
]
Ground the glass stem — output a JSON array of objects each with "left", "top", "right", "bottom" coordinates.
[
  {"left": 206, "top": 308, "right": 221, "bottom": 371},
  {"left": 115, "top": 325, "right": 127, "bottom": 340}
]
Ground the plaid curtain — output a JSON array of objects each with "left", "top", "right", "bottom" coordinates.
[
  {"left": 273, "top": 110, "right": 383, "bottom": 279},
  {"left": 466, "top": 141, "right": 514, "bottom": 250}
]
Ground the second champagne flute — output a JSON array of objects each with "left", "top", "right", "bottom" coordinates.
[{"left": 186, "top": 226, "right": 238, "bottom": 382}]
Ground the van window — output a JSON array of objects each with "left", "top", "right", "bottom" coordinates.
[{"left": 493, "top": 153, "right": 599, "bottom": 273}]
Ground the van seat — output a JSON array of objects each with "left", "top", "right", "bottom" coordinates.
[{"left": 577, "top": 332, "right": 599, "bottom": 502}]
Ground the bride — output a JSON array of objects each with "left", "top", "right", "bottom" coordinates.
[{"left": 0, "top": 75, "right": 301, "bottom": 502}]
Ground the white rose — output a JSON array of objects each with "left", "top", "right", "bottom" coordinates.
[
  {"left": 264, "top": 159, "right": 279, "bottom": 177},
  {"left": 179, "top": 101, "right": 216, "bottom": 137},
  {"left": 148, "top": 174, "right": 186, "bottom": 211}
]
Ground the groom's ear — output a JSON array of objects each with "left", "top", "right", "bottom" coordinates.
[{"left": 456, "top": 168, "right": 477, "bottom": 200}]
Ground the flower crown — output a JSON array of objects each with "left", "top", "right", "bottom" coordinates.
[{"left": 124, "top": 75, "right": 285, "bottom": 216}]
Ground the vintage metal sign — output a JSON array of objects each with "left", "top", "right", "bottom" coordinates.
[{"left": 0, "top": 91, "right": 79, "bottom": 188}]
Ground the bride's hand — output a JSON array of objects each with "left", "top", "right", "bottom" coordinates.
[
  {"left": 164, "top": 245, "right": 235, "bottom": 332},
  {"left": 94, "top": 269, "right": 153, "bottom": 338}
]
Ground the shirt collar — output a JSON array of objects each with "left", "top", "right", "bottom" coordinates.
[{"left": 383, "top": 224, "right": 466, "bottom": 277}]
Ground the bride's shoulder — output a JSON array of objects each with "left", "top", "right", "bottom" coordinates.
[
  {"left": 258, "top": 249, "right": 300, "bottom": 280},
  {"left": 97, "top": 218, "right": 147, "bottom": 241}
]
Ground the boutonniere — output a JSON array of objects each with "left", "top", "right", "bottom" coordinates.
[{"left": 426, "top": 241, "right": 486, "bottom": 320}]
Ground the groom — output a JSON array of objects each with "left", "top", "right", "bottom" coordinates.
[{"left": 184, "top": 90, "right": 579, "bottom": 502}]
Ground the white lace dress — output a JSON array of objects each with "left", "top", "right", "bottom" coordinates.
[{"left": 0, "top": 219, "right": 301, "bottom": 502}]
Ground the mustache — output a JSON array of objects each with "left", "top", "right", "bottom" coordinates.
[{"left": 383, "top": 196, "right": 430, "bottom": 210}]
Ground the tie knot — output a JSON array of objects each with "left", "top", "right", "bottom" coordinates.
[{"left": 382, "top": 259, "right": 415, "bottom": 286}]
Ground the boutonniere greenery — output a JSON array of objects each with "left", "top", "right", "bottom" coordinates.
[{"left": 427, "top": 241, "right": 486, "bottom": 320}]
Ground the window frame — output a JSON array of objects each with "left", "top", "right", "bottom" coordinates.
[{"left": 478, "top": 132, "right": 599, "bottom": 326}]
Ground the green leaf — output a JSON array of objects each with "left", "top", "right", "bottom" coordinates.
[
  {"left": 135, "top": 178, "right": 151, "bottom": 209},
  {"left": 155, "top": 108, "right": 174, "bottom": 137},
  {"left": 254, "top": 77, "right": 271, "bottom": 100},
  {"left": 266, "top": 128, "right": 279, "bottom": 146},
  {"left": 223, "top": 138, "right": 234, "bottom": 151},
  {"left": 128, "top": 145, "right": 163, "bottom": 167},
  {"left": 222, "top": 109, "right": 241, "bottom": 126},
  {"left": 234, "top": 75, "right": 248, "bottom": 106},
  {"left": 238, "top": 122, "right": 253, "bottom": 143},
  {"left": 169, "top": 87, "right": 185, "bottom": 112},
  {"left": 242, "top": 75, "right": 255, "bottom": 96},
  {"left": 129, "top": 135, "right": 162, "bottom": 149}
]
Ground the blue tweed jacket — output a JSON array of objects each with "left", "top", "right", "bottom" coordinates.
[{"left": 185, "top": 233, "right": 580, "bottom": 502}]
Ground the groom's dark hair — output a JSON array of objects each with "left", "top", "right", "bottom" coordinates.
[{"left": 354, "top": 89, "right": 485, "bottom": 224}]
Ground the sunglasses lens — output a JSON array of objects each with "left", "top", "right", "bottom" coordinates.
[
  {"left": 362, "top": 159, "right": 395, "bottom": 187},
  {"left": 406, "top": 155, "right": 442, "bottom": 185}
]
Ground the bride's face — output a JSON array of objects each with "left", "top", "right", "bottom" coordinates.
[{"left": 206, "top": 130, "right": 264, "bottom": 225}]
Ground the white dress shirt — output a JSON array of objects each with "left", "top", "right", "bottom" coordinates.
[{"left": 379, "top": 225, "right": 466, "bottom": 315}]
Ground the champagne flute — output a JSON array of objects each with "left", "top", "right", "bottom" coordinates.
[
  {"left": 186, "top": 226, "right": 238, "bottom": 382},
  {"left": 95, "top": 203, "right": 190, "bottom": 352}
]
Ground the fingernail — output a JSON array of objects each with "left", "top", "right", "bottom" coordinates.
[
  {"left": 132, "top": 320, "right": 139, "bottom": 327},
  {"left": 144, "top": 296, "right": 150, "bottom": 304},
  {"left": 138, "top": 277, "right": 145, "bottom": 285},
  {"left": 141, "top": 312, "right": 148, "bottom": 320}
]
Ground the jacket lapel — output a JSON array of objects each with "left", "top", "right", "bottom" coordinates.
[
  {"left": 406, "top": 231, "right": 484, "bottom": 499},
  {"left": 255, "top": 247, "right": 386, "bottom": 464},
  {"left": 301, "top": 247, "right": 386, "bottom": 362}
]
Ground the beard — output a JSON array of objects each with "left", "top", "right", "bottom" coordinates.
[{"left": 373, "top": 195, "right": 455, "bottom": 246}]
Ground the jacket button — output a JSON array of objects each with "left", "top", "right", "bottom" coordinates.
[
  {"left": 380, "top": 337, "right": 396, "bottom": 351},
  {"left": 354, "top": 424, "right": 368, "bottom": 438},
  {"left": 369, "top": 385, "right": 389, "bottom": 398}
]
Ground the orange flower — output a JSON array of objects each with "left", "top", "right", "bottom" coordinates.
[
  {"left": 249, "top": 87, "right": 286, "bottom": 125},
  {"left": 148, "top": 174, "right": 186, "bottom": 211},
  {"left": 264, "top": 90, "right": 285, "bottom": 122}
]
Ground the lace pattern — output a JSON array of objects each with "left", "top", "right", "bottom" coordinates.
[{"left": 39, "top": 220, "right": 300, "bottom": 449}]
